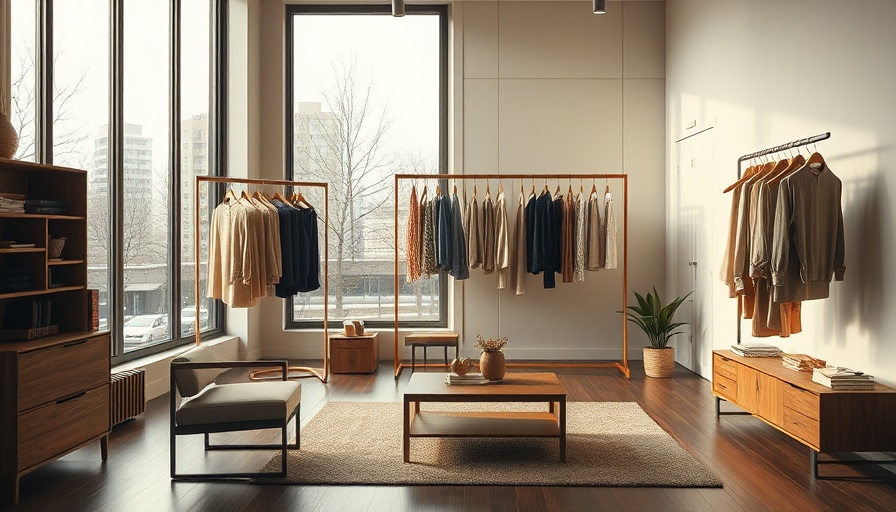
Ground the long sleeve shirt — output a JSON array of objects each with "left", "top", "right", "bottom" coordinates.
[
  {"left": 495, "top": 191, "right": 510, "bottom": 289},
  {"left": 465, "top": 195, "right": 481, "bottom": 269},
  {"left": 771, "top": 163, "right": 845, "bottom": 302},
  {"left": 604, "top": 190, "right": 617, "bottom": 270},
  {"left": 511, "top": 192, "right": 527, "bottom": 295},
  {"left": 406, "top": 186, "right": 421, "bottom": 283},
  {"left": 481, "top": 194, "right": 496, "bottom": 274},
  {"left": 448, "top": 192, "right": 469, "bottom": 280},
  {"left": 574, "top": 192, "right": 586, "bottom": 282}
]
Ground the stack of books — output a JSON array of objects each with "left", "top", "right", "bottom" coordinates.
[
  {"left": 445, "top": 373, "right": 488, "bottom": 385},
  {"left": 812, "top": 367, "right": 875, "bottom": 390},
  {"left": 0, "top": 193, "right": 25, "bottom": 213},
  {"left": 781, "top": 353, "right": 827, "bottom": 372},
  {"left": 731, "top": 343, "right": 782, "bottom": 358},
  {"left": 24, "top": 199, "right": 67, "bottom": 215}
]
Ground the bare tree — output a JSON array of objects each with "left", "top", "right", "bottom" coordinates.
[
  {"left": 10, "top": 49, "right": 89, "bottom": 161},
  {"left": 294, "top": 56, "right": 397, "bottom": 316}
]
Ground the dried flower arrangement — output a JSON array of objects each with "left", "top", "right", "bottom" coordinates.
[{"left": 475, "top": 334, "right": 508, "bottom": 353}]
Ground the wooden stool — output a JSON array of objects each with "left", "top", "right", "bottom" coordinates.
[{"left": 403, "top": 332, "right": 459, "bottom": 372}]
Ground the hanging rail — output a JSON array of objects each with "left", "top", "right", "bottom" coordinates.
[
  {"left": 194, "top": 175, "right": 330, "bottom": 382},
  {"left": 393, "top": 172, "right": 630, "bottom": 380},
  {"left": 732, "top": 131, "right": 831, "bottom": 344}
]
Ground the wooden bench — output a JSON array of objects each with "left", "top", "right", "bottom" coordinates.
[{"left": 404, "top": 332, "right": 459, "bottom": 372}]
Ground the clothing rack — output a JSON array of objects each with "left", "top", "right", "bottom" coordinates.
[
  {"left": 194, "top": 175, "right": 330, "bottom": 382},
  {"left": 392, "top": 172, "right": 630, "bottom": 380},
  {"left": 732, "top": 131, "right": 831, "bottom": 344}
]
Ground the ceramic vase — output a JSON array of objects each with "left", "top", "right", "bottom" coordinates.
[
  {"left": 0, "top": 112, "right": 18, "bottom": 159},
  {"left": 479, "top": 351, "right": 506, "bottom": 381}
]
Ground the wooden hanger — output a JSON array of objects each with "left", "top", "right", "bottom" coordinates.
[
  {"left": 486, "top": 183, "right": 490, "bottom": 196},
  {"left": 591, "top": 181, "right": 597, "bottom": 195},
  {"left": 807, "top": 151, "right": 825, "bottom": 171},
  {"left": 473, "top": 183, "right": 477, "bottom": 197},
  {"left": 767, "top": 155, "right": 806, "bottom": 185},
  {"left": 224, "top": 187, "right": 238, "bottom": 203},
  {"left": 498, "top": 181, "right": 503, "bottom": 194},
  {"left": 292, "top": 190, "right": 312, "bottom": 209},
  {"left": 272, "top": 190, "right": 291, "bottom": 205},
  {"left": 453, "top": 184, "right": 457, "bottom": 195},
  {"left": 436, "top": 184, "right": 441, "bottom": 196},
  {"left": 420, "top": 185, "right": 428, "bottom": 202},
  {"left": 722, "top": 164, "right": 760, "bottom": 193}
]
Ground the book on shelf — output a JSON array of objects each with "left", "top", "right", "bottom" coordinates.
[{"left": 87, "top": 289, "right": 99, "bottom": 330}]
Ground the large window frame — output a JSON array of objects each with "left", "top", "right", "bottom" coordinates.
[
  {"left": 20, "top": 0, "right": 228, "bottom": 364},
  {"left": 285, "top": 4, "right": 449, "bottom": 330}
]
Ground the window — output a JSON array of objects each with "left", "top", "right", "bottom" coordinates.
[
  {"left": 286, "top": 5, "right": 447, "bottom": 328},
  {"left": 11, "top": 0, "right": 225, "bottom": 363}
]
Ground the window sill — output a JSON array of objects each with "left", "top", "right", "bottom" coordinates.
[{"left": 113, "top": 334, "right": 239, "bottom": 372}]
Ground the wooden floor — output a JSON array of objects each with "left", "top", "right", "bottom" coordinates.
[{"left": 9, "top": 362, "right": 896, "bottom": 511}]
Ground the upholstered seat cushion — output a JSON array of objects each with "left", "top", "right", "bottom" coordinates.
[{"left": 176, "top": 381, "right": 301, "bottom": 426}]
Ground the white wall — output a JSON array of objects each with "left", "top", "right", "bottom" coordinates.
[
  {"left": 244, "top": 0, "right": 667, "bottom": 363},
  {"left": 666, "top": 0, "right": 896, "bottom": 385}
]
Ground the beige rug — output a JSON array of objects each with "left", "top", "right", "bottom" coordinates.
[{"left": 259, "top": 401, "right": 721, "bottom": 487}]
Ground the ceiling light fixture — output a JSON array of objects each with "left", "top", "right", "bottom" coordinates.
[
  {"left": 593, "top": 0, "right": 606, "bottom": 15},
  {"left": 392, "top": 0, "right": 406, "bottom": 17}
]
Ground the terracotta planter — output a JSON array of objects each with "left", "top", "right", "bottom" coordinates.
[
  {"left": 479, "top": 351, "right": 506, "bottom": 381},
  {"left": 643, "top": 347, "right": 674, "bottom": 378}
]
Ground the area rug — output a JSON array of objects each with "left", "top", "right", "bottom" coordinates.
[{"left": 259, "top": 401, "right": 721, "bottom": 487}]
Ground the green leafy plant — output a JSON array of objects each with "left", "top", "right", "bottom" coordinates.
[{"left": 622, "top": 288, "right": 692, "bottom": 349}]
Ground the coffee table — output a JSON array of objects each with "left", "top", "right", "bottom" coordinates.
[{"left": 402, "top": 372, "right": 567, "bottom": 463}]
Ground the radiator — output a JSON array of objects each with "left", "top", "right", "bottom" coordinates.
[{"left": 110, "top": 369, "right": 145, "bottom": 426}]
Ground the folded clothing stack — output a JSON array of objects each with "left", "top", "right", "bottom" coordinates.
[
  {"left": 812, "top": 367, "right": 875, "bottom": 390},
  {"left": 781, "top": 353, "right": 827, "bottom": 372},
  {"left": 731, "top": 342, "right": 782, "bottom": 358}
]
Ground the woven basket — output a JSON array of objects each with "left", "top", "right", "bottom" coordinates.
[{"left": 643, "top": 347, "right": 675, "bottom": 378}]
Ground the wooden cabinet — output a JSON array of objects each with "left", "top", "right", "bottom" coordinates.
[
  {"left": 1, "top": 332, "right": 110, "bottom": 505},
  {"left": 713, "top": 350, "right": 896, "bottom": 476},
  {"left": 1, "top": 159, "right": 108, "bottom": 505},
  {"left": 330, "top": 332, "right": 379, "bottom": 374}
]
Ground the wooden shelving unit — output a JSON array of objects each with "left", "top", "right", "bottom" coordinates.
[{"left": 0, "top": 158, "right": 109, "bottom": 505}]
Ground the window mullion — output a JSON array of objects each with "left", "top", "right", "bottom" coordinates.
[
  {"left": 170, "top": 0, "right": 181, "bottom": 340},
  {"left": 36, "top": 0, "right": 52, "bottom": 164},
  {"left": 109, "top": 0, "right": 125, "bottom": 355}
]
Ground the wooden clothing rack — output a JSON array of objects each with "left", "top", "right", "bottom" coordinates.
[
  {"left": 194, "top": 175, "right": 330, "bottom": 382},
  {"left": 392, "top": 172, "right": 630, "bottom": 380},
  {"left": 732, "top": 131, "right": 831, "bottom": 345}
]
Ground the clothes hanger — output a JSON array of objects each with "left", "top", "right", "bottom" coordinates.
[
  {"left": 806, "top": 143, "right": 825, "bottom": 171},
  {"left": 498, "top": 180, "right": 503, "bottom": 195},
  {"left": 485, "top": 182, "right": 490, "bottom": 197},
  {"left": 605, "top": 178, "right": 610, "bottom": 195},
  {"left": 224, "top": 185, "right": 238, "bottom": 203},
  {"left": 590, "top": 178, "right": 597, "bottom": 196},
  {"left": 767, "top": 153, "right": 806, "bottom": 185}
]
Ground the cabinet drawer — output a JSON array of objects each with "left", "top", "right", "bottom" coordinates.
[
  {"left": 783, "top": 384, "right": 820, "bottom": 421},
  {"left": 713, "top": 353, "right": 737, "bottom": 381},
  {"left": 331, "top": 348, "right": 376, "bottom": 374},
  {"left": 713, "top": 373, "right": 737, "bottom": 401},
  {"left": 18, "top": 384, "right": 109, "bottom": 471},
  {"left": 331, "top": 337, "right": 374, "bottom": 351},
  {"left": 783, "top": 407, "right": 820, "bottom": 448},
  {"left": 19, "top": 334, "right": 110, "bottom": 411}
]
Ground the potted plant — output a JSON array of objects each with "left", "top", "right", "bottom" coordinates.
[{"left": 622, "top": 287, "right": 691, "bottom": 378}]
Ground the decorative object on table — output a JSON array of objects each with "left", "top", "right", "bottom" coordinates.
[
  {"left": 450, "top": 357, "right": 474, "bottom": 376},
  {"left": 475, "top": 334, "right": 508, "bottom": 381},
  {"left": 622, "top": 287, "right": 691, "bottom": 378},
  {"left": 48, "top": 236, "right": 67, "bottom": 260},
  {"left": 342, "top": 319, "right": 365, "bottom": 336},
  {"left": 730, "top": 342, "right": 781, "bottom": 358},
  {"left": 0, "top": 87, "right": 18, "bottom": 159}
]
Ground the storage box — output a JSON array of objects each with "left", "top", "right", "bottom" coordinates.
[{"left": 330, "top": 332, "right": 379, "bottom": 374}]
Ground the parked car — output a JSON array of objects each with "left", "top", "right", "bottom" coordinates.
[
  {"left": 123, "top": 314, "right": 168, "bottom": 347},
  {"left": 181, "top": 307, "right": 209, "bottom": 337}
]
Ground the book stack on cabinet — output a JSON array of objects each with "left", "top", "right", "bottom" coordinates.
[{"left": 0, "top": 159, "right": 110, "bottom": 505}]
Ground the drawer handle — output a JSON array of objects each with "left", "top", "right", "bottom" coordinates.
[
  {"left": 64, "top": 339, "right": 89, "bottom": 348},
  {"left": 57, "top": 391, "right": 87, "bottom": 404}
]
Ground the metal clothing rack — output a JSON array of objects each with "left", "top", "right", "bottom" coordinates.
[
  {"left": 732, "top": 131, "right": 831, "bottom": 344},
  {"left": 392, "top": 172, "right": 630, "bottom": 380},
  {"left": 194, "top": 175, "right": 330, "bottom": 382}
]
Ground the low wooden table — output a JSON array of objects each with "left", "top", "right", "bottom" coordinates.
[{"left": 402, "top": 372, "right": 567, "bottom": 463}]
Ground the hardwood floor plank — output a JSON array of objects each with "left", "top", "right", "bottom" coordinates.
[{"left": 7, "top": 361, "right": 896, "bottom": 511}]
